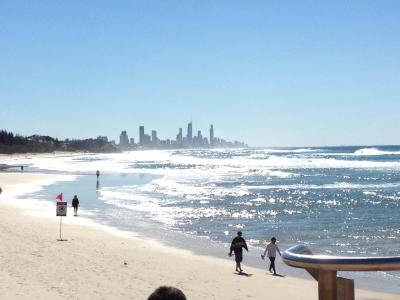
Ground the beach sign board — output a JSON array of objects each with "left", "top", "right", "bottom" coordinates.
[{"left": 56, "top": 201, "right": 67, "bottom": 216}]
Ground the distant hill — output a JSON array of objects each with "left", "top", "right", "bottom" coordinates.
[{"left": 0, "top": 130, "right": 119, "bottom": 154}]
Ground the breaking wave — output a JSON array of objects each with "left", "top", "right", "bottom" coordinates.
[{"left": 353, "top": 148, "right": 400, "bottom": 156}]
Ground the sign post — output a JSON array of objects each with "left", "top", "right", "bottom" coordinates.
[{"left": 56, "top": 201, "right": 67, "bottom": 241}]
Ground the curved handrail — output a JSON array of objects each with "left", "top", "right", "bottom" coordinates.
[{"left": 282, "top": 244, "right": 400, "bottom": 271}]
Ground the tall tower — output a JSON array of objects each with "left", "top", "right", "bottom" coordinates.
[
  {"left": 176, "top": 128, "right": 183, "bottom": 145},
  {"left": 119, "top": 131, "right": 129, "bottom": 146},
  {"left": 151, "top": 130, "right": 158, "bottom": 145},
  {"left": 139, "top": 126, "right": 145, "bottom": 145},
  {"left": 187, "top": 121, "right": 193, "bottom": 145},
  {"left": 210, "top": 124, "right": 214, "bottom": 145}
]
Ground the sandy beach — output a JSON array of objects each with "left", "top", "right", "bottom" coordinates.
[{"left": 0, "top": 172, "right": 398, "bottom": 299}]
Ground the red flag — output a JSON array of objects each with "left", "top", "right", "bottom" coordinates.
[{"left": 56, "top": 193, "right": 63, "bottom": 201}]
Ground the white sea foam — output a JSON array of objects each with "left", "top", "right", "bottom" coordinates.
[
  {"left": 242, "top": 182, "right": 400, "bottom": 191},
  {"left": 5, "top": 149, "right": 400, "bottom": 181},
  {"left": 253, "top": 148, "right": 320, "bottom": 154},
  {"left": 0, "top": 174, "right": 77, "bottom": 201},
  {"left": 4, "top": 149, "right": 400, "bottom": 236},
  {"left": 353, "top": 148, "right": 400, "bottom": 156}
]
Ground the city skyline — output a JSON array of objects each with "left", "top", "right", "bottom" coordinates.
[
  {"left": 0, "top": 1, "right": 399, "bottom": 146},
  {"left": 117, "top": 121, "right": 246, "bottom": 149}
]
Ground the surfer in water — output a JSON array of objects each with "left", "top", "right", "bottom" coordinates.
[{"left": 229, "top": 231, "right": 248, "bottom": 273}]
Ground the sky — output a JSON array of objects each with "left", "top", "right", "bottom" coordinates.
[{"left": 0, "top": 1, "right": 399, "bottom": 147}]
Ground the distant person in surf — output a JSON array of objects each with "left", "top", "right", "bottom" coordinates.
[
  {"left": 96, "top": 170, "right": 100, "bottom": 190},
  {"left": 261, "top": 237, "right": 281, "bottom": 275},
  {"left": 229, "top": 231, "right": 248, "bottom": 273},
  {"left": 72, "top": 195, "right": 80, "bottom": 216}
]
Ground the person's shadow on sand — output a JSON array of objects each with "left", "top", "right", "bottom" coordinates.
[
  {"left": 269, "top": 273, "right": 285, "bottom": 277},
  {"left": 234, "top": 271, "right": 253, "bottom": 277}
]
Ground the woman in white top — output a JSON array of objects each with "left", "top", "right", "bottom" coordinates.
[{"left": 261, "top": 237, "right": 281, "bottom": 275}]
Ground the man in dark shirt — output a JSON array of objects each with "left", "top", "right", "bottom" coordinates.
[{"left": 229, "top": 231, "right": 248, "bottom": 273}]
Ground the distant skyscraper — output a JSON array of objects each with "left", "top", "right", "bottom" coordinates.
[
  {"left": 139, "top": 126, "right": 145, "bottom": 145},
  {"left": 176, "top": 128, "right": 183, "bottom": 145},
  {"left": 210, "top": 125, "right": 214, "bottom": 145},
  {"left": 119, "top": 130, "right": 129, "bottom": 146},
  {"left": 151, "top": 130, "right": 158, "bottom": 145},
  {"left": 187, "top": 121, "right": 193, "bottom": 144},
  {"left": 196, "top": 130, "right": 203, "bottom": 146},
  {"left": 143, "top": 134, "right": 151, "bottom": 145},
  {"left": 130, "top": 138, "right": 135, "bottom": 145}
]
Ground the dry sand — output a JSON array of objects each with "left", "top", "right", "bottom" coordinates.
[{"left": 0, "top": 172, "right": 398, "bottom": 299}]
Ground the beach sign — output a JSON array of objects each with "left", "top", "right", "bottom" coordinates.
[
  {"left": 56, "top": 200, "right": 67, "bottom": 241},
  {"left": 56, "top": 201, "right": 67, "bottom": 216}
]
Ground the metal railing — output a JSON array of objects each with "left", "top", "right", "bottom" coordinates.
[{"left": 282, "top": 245, "right": 400, "bottom": 300}]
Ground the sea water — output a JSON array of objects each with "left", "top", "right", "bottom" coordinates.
[{"left": 5, "top": 146, "right": 400, "bottom": 293}]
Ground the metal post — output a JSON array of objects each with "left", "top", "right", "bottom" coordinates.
[
  {"left": 318, "top": 270, "right": 337, "bottom": 300},
  {"left": 59, "top": 216, "right": 62, "bottom": 241}
]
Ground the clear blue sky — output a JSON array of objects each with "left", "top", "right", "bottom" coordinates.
[{"left": 0, "top": 1, "right": 399, "bottom": 147}]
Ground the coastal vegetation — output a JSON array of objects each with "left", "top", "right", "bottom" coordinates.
[{"left": 0, "top": 130, "right": 118, "bottom": 154}]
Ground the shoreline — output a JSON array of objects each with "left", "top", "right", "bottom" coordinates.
[{"left": 0, "top": 171, "right": 398, "bottom": 299}]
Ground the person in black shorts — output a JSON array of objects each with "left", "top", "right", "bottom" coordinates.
[{"left": 229, "top": 231, "right": 248, "bottom": 273}]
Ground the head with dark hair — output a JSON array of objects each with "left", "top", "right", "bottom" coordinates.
[
  {"left": 148, "top": 286, "right": 187, "bottom": 300},
  {"left": 237, "top": 231, "right": 242, "bottom": 236}
]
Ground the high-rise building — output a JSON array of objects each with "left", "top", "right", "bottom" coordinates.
[
  {"left": 196, "top": 130, "right": 203, "bottom": 146},
  {"left": 143, "top": 134, "right": 151, "bottom": 145},
  {"left": 187, "top": 122, "right": 193, "bottom": 145},
  {"left": 176, "top": 128, "right": 183, "bottom": 145},
  {"left": 130, "top": 138, "right": 135, "bottom": 145},
  {"left": 139, "top": 126, "right": 145, "bottom": 145},
  {"left": 119, "top": 130, "right": 129, "bottom": 146},
  {"left": 210, "top": 125, "right": 214, "bottom": 145},
  {"left": 151, "top": 130, "right": 158, "bottom": 145}
]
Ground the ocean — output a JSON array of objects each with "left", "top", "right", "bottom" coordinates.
[{"left": 5, "top": 146, "right": 400, "bottom": 293}]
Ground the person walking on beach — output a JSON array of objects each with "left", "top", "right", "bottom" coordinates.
[
  {"left": 229, "top": 231, "right": 248, "bottom": 273},
  {"left": 72, "top": 195, "right": 80, "bottom": 216},
  {"left": 261, "top": 237, "right": 281, "bottom": 275}
]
